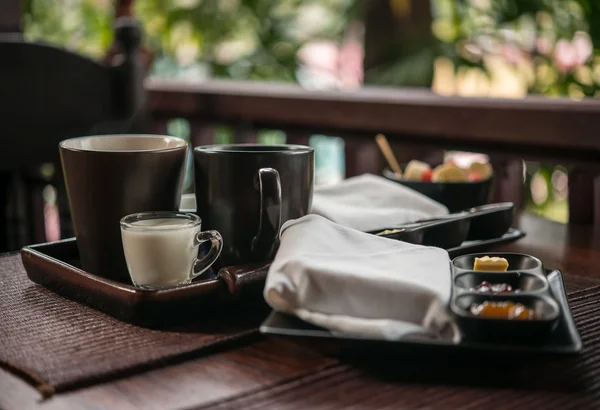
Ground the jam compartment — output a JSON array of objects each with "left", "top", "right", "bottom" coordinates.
[
  {"left": 452, "top": 294, "right": 560, "bottom": 343},
  {"left": 450, "top": 252, "right": 561, "bottom": 344},
  {"left": 452, "top": 252, "right": 543, "bottom": 275},
  {"left": 368, "top": 214, "right": 472, "bottom": 249},
  {"left": 454, "top": 271, "right": 548, "bottom": 294}
]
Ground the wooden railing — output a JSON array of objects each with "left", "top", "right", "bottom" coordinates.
[{"left": 146, "top": 78, "right": 600, "bottom": 226}]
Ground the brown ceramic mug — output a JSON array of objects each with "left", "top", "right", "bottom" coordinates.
[
  {"left": 60, "top": 134, "right": 188, "bottom": 282},
  {"left": 194, "top": 144, "right": 314, "bottom": 268}
]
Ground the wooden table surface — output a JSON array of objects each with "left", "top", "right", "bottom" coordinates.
[{"left": 2, "top": 212, "right": 600, "bottom": 410}]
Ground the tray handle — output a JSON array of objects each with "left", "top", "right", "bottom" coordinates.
[{"left": 218, "top": 263, "right": 270, "bottom": 296}]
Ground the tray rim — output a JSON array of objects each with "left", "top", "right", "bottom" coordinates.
[
  {"left": 22, "top": 237, "right": 226, "bottom": 298},
  {"left": 259, "top": 268, "right": 583, "bottom": 355}
]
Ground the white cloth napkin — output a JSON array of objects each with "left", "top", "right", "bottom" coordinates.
[
  {"left": 311, "top": 174, "right": 448, "bottom": 232},
  {"left": 264, "top": 214, "right": 458, "bottom": 341}
]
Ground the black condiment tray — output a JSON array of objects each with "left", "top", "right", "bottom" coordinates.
[
  {"left": 260, "top": 268, "right": 581, "bottom": 356},
  {"left": 21, "top": 238, "right": 269, "bottom": 327},
  {"left": 451, "top": 253, "right": 561, "bottom": 344}
]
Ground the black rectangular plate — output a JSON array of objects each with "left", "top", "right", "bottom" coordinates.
[{"left": 260, "top": 269, "right": 581, "bottom": 356}]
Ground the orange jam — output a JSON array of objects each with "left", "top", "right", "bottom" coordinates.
[{"left": 469, "top": 301, "right": 537, "bottom": 320}]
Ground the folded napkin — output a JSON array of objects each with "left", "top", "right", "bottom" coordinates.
[
  {"left": 264, "top": 214, "right": 458, "bottom": 341},
  {"left": 311, "top": 174, "right": 448, "bottom": 232}
]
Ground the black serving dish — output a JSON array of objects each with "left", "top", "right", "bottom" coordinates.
[
  {"left": 369, "top": 226, "right": 426, "bottom": 245},
  {"left": 260, "top": 268, "right": 581, "bottom": 356},
  {"left": 370, "top": 225, "right": 524, "bottom": 256},
  {"left": 371, "top": 202, "right": 519, "bottom": 250},
  {"left": 370, "top": 216, "right": 472, "bottom": 249},
  {"left": 446, "top": 228, "right": 525, "bottom": 258},
  {"left": 465, "top": 202, "right": 515, "bottom": 240},
  {"left": 383, "top": 167, "right": 493, "bottom": 213},
  {"left": 419, "top": 216, "right": 472, "bottom": 249},
  {"left": 413, "top": 202, "right": 515, "bottom": 241},
  {"left": 450, "top": 252, "right": 560, "bottom": 345}
]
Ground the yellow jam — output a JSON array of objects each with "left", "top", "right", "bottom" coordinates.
[{"left": 473, "top": 256, "right": 509, "bottom": 272}]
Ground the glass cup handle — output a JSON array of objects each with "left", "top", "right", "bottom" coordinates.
[
  {"left": 251, "top": 167, "right": 282, "bottom": 261},
  {"left": 191, "top": 230, "right": 223, "bottom": 279}
]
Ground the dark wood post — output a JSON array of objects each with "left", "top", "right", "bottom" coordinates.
[
  {"left": 104, "top": 0, "right": 152, "bottom": 132},
  {"left": 0, "top": 0, "right": 21, "bottom": 34},
  {"left": 569, "top": 168, "right": 594, "bottom": 225},
  {"left": 594, "top": 176, "right": 600, "bottom": 232},
  {"left": 0, "top": 0, "right": 23, "bottom": 250},
  {"left": 104, "top": 14, "right": 146, "bottom": 131},
  {"left": 489, "top": 158, "right": 525, "bottom": 209},
  {"left": 363, "top": 0, "right": 434, "bottom": 86},
  {"left": 105, "top": 0, "right": 153, "bottom": 70}
]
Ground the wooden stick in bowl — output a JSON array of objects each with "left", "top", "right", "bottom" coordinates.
[{"left": 375, "top": 134, "right": 402, "bottom": 178}]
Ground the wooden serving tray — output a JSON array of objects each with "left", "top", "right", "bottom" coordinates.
[
  {"left": 21, "top": 238, "right": 269, "bottom": 327},
  {"left": 20, "top": 226, "right": 524, "bottom": 328}
]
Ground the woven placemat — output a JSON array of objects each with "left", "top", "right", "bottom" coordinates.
[{"left": 0, "top": 254, "right": 268, "bottom": 396}]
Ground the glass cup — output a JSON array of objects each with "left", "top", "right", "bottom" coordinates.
[{"left": 120, "top": 211, "right": 223, "bottom": 289}]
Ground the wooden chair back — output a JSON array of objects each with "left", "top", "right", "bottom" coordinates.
[{"left": 0, "top": 16, "right": 146, "bottom": 250}]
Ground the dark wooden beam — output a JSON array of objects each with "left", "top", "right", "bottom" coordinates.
[{"left": 146, "top": 79, "right": 600, "bottom": 166}]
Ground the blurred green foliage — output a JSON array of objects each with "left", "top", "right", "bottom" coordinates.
[
  {"left": 21, "top": 0, "right": 593, "bottom": 222},
  {"left": 433, "top": 0, "right": 600, "bottom": 96},
  {"left": 524, "top": 163, "right": 569, "bottom": 223},
  {"left": 21, "top": 0, "right": 358, "bottom": 82},
  {"left": 20, "top": 0, "right": 598, "bottom": 94}
]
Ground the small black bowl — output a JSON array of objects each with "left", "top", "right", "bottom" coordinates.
[
  {"left": 452, "top": 253, "right": 543, "bottom": 274},
  {"left": 454, "top": 271, "right": 548, "bottom": 294},
  {"left": 382, "top": 167, "right": 493, "bottom": 213},
  {"left": 452, "top": 294, "right": 560, "bottom": 344}
]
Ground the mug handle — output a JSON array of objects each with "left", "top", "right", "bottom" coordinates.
[
  {"left": 251, "top": 167, "right": 282, "bottom": 261},
  {"left": 191, "top": 230, "right": 224, "bottom": 279}
]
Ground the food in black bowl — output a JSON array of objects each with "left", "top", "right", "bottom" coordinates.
[{"left": 382, "top": 159, "right": 493, "bottom": 213}]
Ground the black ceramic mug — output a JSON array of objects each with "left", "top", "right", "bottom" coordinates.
[
  {"left": 60, "top": 134, "right": 188, "bottom": 282},
  {"left": 193, "top": 144, "right": 314, "bottom": 267}
]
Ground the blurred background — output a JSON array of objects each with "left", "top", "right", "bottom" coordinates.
[{"left": 19, "top": 0, "right": 600, "bottom": 224}]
